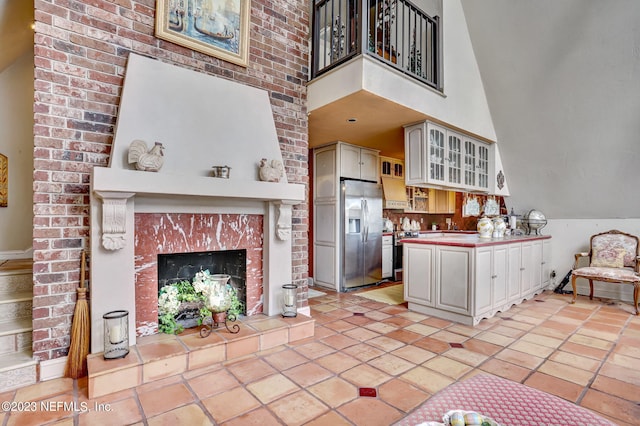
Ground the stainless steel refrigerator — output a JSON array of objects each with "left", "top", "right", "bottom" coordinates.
[{"left": 341, "top": 179, "right": 383, "bottom": 291}]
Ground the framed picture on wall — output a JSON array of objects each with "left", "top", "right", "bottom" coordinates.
[
  {"left": 0, "top": 153, "right": 7, "bottom": 207},
  {"left": 155, "top": 0, "right": 250, "bottom": 67}
]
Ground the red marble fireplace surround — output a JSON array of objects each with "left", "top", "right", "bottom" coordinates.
[{"left": 134, "top": 213, "right": 264, "bottom": 336}]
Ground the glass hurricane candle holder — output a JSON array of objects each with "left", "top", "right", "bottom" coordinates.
[
  {"left": 103, "top": 310, "right": 129, "bottom": 360},
  {"left": 282, "top": 284, "right": 298, "bottom": 318}
]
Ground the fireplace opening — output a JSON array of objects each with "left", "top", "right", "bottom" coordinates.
[{"left": 157, "top": 249, "right": 247, "bottom": 329}]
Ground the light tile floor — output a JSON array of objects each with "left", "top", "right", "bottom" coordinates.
[{"left": 2, "top": 285, "right": 640, "bottom": 425}]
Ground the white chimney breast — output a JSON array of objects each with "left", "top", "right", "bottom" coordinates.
[{"left": 110, "top": 53, "right": 286, "bottom": 181}]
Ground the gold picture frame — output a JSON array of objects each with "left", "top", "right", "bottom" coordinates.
[
  {"left": 0, "top": 153, "right": 7, "bottom": 207},
  {"left": 155, "top": 0, "right": 250, "bottom": 67}
]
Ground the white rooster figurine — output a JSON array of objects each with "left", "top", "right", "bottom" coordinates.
[
  {"left": 128, "top": 140, "right": 164, "bottom": 172},
  {"left": 259, "top": 158, "right": 284, "bottom": 182}
]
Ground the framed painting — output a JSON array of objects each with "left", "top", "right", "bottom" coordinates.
[
  {"left": 155, "top": 0, "right": 250, "bottom": 67},
  {"left": 0, "top": 153, "right": 7, "bottom": 207}
]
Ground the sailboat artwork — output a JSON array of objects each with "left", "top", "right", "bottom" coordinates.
[{"left": 156, "top": 0, "right": 250, "bottom": 67}]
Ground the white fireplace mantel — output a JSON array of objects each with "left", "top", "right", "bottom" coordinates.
[{"left": 92, "top": 167, "right": 305, "bottom": 202}]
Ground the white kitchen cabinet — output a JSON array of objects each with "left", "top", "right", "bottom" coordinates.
[
  {"left": 507, "top": 243, "right": 522, "bottom": 303},
  {"left": 463, "top": 136, "right": 490, "bottom": 192},
  {"left": 404, "top": 121, "right": 493, "bottom": 193},
  {"left": 436, "top": 246, "right": 471, "bottom": 315},
  {"left": 520, "top": 240, "right": 544, "bottom": 298},
  {"left": 473, "top": 245, "right": 507, "bottom": 317},
  {"left": 312, "top": 142, "right": 381, "bottom": 291},
  {"left": 340, "top": 143, "right": 379, "bottom": 182},
  {"left": 530, "top": 239, "right": 544, "bottom": 294},
  {"left": 380, "top": 156, "right": 404, "bottom": 180},
  {"left": 382, "top": 235, "right": 393, "bottom": 279},
  {"left": 542, "top": 238, "right": 552, "bottom": 289},
  {"left": 403, "top": 243, "right": 435, "bottom": 306},
  {"left": 404, "top": 236, "right": 551, "bottom": 325}
]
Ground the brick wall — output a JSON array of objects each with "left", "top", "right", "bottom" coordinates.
[{"left": 32, "top": 0, "right": 309, "bottom": 361}]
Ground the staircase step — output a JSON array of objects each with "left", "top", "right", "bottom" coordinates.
[
  {"left": 0, "top": 299, "right": 32, "bottom": 323},
  {"left": 0, "top": 317, "right": 32, "bottom": 336},
  {"left": 0, "top": 271, "right": 32, "bottom": 293},
  {"left": 0, "top": 350, "right": 37, "bottom": 392},
  {"left": 0, "top": 291, "right": 32, "bottom": 304}
]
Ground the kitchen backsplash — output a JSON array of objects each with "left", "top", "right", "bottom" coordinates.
[{"left": 384, "top": 193, "right": 507, "bottom": 232}]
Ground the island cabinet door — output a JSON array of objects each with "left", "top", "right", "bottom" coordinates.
[
  {"left": 404, "top": 244, "right": 435, "bottom": 306},
  {"left": 520, "top": 241, "right": 533, "bottom": 297},
  {"left": 542, "top": 239, "right": 552, "bottom": 289},
  {"left": 491, "top": 245, "right": 509, "bottom": 308},
  {"left": 530, "top": 240, "right": 544, "bottom": 292},
  {"left": 473, "top": 247, "right": 493, "bottom": 316},
  {"left": 507, "top": 243, "right": 522, "bottom": 303},
  {"left": 435, "top": 246, "right": 471, "bottom": 315}
]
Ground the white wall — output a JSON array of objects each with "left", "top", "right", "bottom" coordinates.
[
  {"left": 463, "top": 0, "right": 640, "bottom": 220},
  {"left": 0, "top": 52, "right": 33, "bottom": 253},
  {"left": 546, "top": 219, "right": 640, "bottom": 303}
]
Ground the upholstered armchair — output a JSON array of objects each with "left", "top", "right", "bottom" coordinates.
[{"left": 571, "top": 230, "right": 640, "bottom": 314}]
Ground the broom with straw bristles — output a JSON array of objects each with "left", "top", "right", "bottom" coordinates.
[{"left": 66, "top": 249, "right": 90, "bottom": 379}]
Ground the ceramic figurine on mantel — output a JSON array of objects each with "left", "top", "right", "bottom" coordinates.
[
  {"left": 258, "top": 158, "right": 284, "bottom": 182},
  {"left": 128, "top": 140, "right": 164, "bottom": 172}
]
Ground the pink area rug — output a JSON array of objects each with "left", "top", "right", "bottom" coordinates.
[{"left": 394, "top": 374, "right": 615, "bottom": 426}]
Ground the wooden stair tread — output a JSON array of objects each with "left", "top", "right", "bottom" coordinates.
[{"left": 0, "top": 258, "right": 33, "bottom": 273}]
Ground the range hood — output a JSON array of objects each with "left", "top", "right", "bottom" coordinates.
[{"left": 381, "top": 177, "right": 409, "bottom": 209}]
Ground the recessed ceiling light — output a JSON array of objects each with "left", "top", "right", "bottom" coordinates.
[{"left": 347, "top": 118, "right": 357, "bottom": 123}]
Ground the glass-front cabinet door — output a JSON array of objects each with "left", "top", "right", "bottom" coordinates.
[
  {"left": 404, "top": 121, "right": 493, "bottom": 192},
  {"left": 477, "top": 144, "right": 489, "bottom": 190},
  {"left": 464, "top": 139, "right": 476, "bottom": 188},
  {"left": 463, "top": 137, "right": 491, "bottom": 191},
  {"left": 428, "top": 124, "right": 446, "bottom": 184},
  {"left": 447, "top": 132, "right": 462, "bottom": 187}
]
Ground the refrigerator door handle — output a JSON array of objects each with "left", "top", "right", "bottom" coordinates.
[{"left": 363, "top": 199, "right": 369, "bottom": 242}]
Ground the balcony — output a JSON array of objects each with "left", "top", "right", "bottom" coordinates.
[{"left": 311, "top": 0, "right": 440, "bottom": 90}]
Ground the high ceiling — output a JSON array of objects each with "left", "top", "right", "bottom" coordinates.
[{"left": 0, "top": 0, "right": 33, "bottom": 73}]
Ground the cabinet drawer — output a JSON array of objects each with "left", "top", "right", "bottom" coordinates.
[{"left": 382, "top": 235, "right": 393, "bottom": 245}]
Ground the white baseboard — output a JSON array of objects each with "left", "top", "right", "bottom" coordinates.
[
  {"left": 40, "top": 356, "right": 67, "bottom": 381},
  {"left": 0, "top": 247, "right": 33, "bottom": 260}
]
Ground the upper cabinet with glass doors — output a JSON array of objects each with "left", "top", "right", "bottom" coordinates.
[{"left": 404, "top": 121, "right": 492, "bottom": 192}]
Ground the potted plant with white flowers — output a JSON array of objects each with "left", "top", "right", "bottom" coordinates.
[{"left": 158, "top": 269, "right": 244, "bottom": 335}]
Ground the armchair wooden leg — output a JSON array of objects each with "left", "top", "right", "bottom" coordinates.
[
  {"left": 589, "top": 279, "right": 594, "bottom": 300},
  {"left": 634, "top": 284, "right": 639, "bottom": 315},
  {"left": 571, "top": 274, "right": 577, "bottom": 304}
]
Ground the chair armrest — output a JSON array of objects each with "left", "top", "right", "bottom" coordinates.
[{"left": 574, "top": 252, "right": 589, "bottom": 269}]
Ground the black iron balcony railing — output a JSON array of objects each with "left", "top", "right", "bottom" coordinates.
[{"left": 311, "top": 0, "right": 440, "bottom": 90}]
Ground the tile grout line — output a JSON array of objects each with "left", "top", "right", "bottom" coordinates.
[{"left": 573, "top": 304, "right": 635, "bottom": 407}]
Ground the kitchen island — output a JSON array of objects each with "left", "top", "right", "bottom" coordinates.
[{"left": 402, "top": 233, "right": 552, "bottom": 325}]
